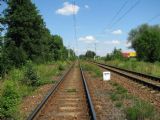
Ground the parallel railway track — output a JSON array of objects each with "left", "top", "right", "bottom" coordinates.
[
  {"left": 91, "top": 61, "right": 160, "bottom": 91},
  {"left": 27, "top": 62, "right": 96, "bottom": 120}
]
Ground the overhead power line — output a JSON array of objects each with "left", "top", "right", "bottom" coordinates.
[
  {"left": 72, "top": 0, "right": 78, "bottom": 55},
  {"left": 110, "top": 0, "right": 141, "bottom": 29},
  {"left": 148, "top": 13, "right": 160, "bottom": 23},
  {"left": 108, "top": 0, "right": 129, "bottom": 28}
]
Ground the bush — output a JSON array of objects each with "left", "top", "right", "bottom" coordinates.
[
  {"left": 0, "top": 81, "right": 20, "bottom": 119},
  {"left": 125, "top": 100, "right": 156, "bottom": 120},
  {"left": 58, "top": 63, "right": 65, "bottom": 71},
  {"left": 82, "top": 63, "right": 102, "bottom": 77},
  {"left": 23, "top": 62, "right": 39, "bottom": 86}
]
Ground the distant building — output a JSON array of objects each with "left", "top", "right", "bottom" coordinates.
[{"left": 122, "top": 51, "right": 136, "bottom": 58}]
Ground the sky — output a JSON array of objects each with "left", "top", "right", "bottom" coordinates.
[{"left": 1, "top": 0, "right": 160, "bottom": 56}]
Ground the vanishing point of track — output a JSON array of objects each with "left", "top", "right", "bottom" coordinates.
[{"left": 27, "top": 62, "right": 96, "bottom": 120}]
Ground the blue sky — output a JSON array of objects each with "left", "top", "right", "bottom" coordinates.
[{"left": 1, "top": 0, "right": 160, "bottom": 56}]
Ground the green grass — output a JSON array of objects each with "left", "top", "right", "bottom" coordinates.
[
  {"left": 115, "top": 102, "right": 123, "bottom": 108},
  {"left": 0, "top": 80, "right": 21, "bottom": 119},
  {"left": 103, "top": 59, "right": 160, "bottom": 77},
  {"left": 125, "top": 100, "right": 157, "bottom": 120},
  {"left": 66, "top": 88, "right": 77, "bottom": 93},
  {"left": 81, "top": 61, "right": 160, "bottom": 119},
  {"left": 81, "top": 62, "right": 102, "bottom": 78},
  {"left": 0, "top": 61, "right": 70, "bottom": 119},
  {"left": 109, "top": 81, "right": 159, "bottom": 120}
]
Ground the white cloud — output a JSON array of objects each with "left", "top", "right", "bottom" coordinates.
[
  {"left": 112, "top": 29, "right": 123, "bottom": 35},
  {"left": 84, "top": 5, "right": 89, "bottom": 9},
  {"left": 104, "top": 40, "right": 120, "bottom": 45},
  {"left": 56, "top": 2, "right": 80, "bottom": 16},
  {"left": 78, "top": 35, "right": 97, "bottom": 43},
  {"left": 112, "top": 40, "right": 120, "bottom": 44}
]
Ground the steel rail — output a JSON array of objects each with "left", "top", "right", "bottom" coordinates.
[
  {"left": 92, "top": 61, "right": 160, "bottom": 82},
  {"left": 27, "top": 63, "right": 74, "bottom": 120},
  {"left": 27, "top": 62, "right": 97, "bottom": 120},
  {"left": 91, "top": 61, "right": 160, "bottom": 91},
  {"left": 80, "top": 65, "right": 97, "bottom": 120}
]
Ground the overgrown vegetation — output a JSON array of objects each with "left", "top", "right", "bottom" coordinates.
[
  {"left": 105, "top": 59, "right": 160, "bottom": 77},
  {"left": 0, "top": 81, "right": 20, "bottom": 119},
  {"left": 109, "top": 81, "right": 159, "bottom": 120},
  {"left": 0, "top": 61, "right": 70, "bottom": 119},
  {"left": 104, "top": 48, "right": 124, "bottom": 61},
  {"left": 81, "top": 62, "right": 102, "bottom": 77},
  {"left": 0, "top": 1, "right": 75, "bottom": 118},
  {"left": 23, "top": 62, "right": 39, "bottom": 86},
  {"left": 81, "top": 61, "right": 159, "bottom": 119},
  {"left": 128, "top": 24, "right": 160, "bottom": 62},
  {"left": 0, "top": 0, "right": 76, "bottom": 78}
]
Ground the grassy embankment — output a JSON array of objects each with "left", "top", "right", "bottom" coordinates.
[
  {"left": 101, "top": 59, "right": 160, "bottom": 77},
  {"left": 0, "top": 61, "right": 71, "bottom": 119},
  {"left": 81, "top": 62, "right": 159, "bottom": 120}
]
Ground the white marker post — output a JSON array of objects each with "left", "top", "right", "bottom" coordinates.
[{"left": 103, "top": 71, "right": 111, "bottom": 81}]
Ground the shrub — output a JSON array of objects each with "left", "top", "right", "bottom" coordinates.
[
  {"left": 0, "top": 81, "right": 20, "bottom": 119},
  {"left": 58, "top": 63, "right": 65, "bottom": 71},
  {"left": 23, "top": 62, "right": 39, "bottom": 86},
  {"left": 125, "top": 100, "right": 156, "bottom": 120},
  {"left": 115, "top": 102, "right": 123, "bottom": 108}
]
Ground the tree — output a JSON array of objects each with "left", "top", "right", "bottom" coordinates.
[
  {"left": 51, "top": 35, "right": 64, "bottom": 60},
  {"left": 0, "top": 0, "right": 5, "bottom": 34},
  {"left": 67, "top": 48, "right": 76, "bottom": 60},
  {"left": 112, "top": 48, "right": 123, "bottom": 60},
  {"left": 128, "top": 24, "right": 160, "bottom": 62},
  {"left": 3, "top": 0, "right": 50, "bottom": 64},
  {"left": 85, "top": 50, "right": 96, "bottom": 58},
  {"left": 104, "top": 48, "right": 124, "bottom": 61}
]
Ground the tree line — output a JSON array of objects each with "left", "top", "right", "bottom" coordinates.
[
  {"left": 0, "top": 0, "right": 75, "bottom": 77},
  {"left": 79, "top": 50, "right": 96, "bottom": 59}
]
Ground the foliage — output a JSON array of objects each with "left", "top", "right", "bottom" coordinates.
[
  {"left": 0, "top": 61, "right": 70, "bottom": 119},
  {"left": 0, "top": 80, "right": 20, "bottom": 119},
  {"left": 128, "top": 24, "right": 160, "bottom": 62},
  {"left": 109, "top": 81, "right": 158, "bottom": 120},
  {"left": 35, "top": 61, "right": 69, "bottom": 86},
  {"left": 85, "top": 50, "right": 96, "bottom": 59},
  {"left": 23, "top": 62, "right": 39, "bottom": 86},
  {"left": 0, "top": 46, "right": 11, "bottom": 78},
  {"left": 82, "top": 62, "right": 102, "bottom": 77},
  {"left": 104, "top": 48, "right": 124, "bottom": 61},
  {"left": 109, "top": 82, "right": 128, "bottom": 101},
  {"left": 0, "top": 0, "right": 74, "bottom": 119},
  {"left": 79, "top": 54, "right": 86, "bottom": 59},
  {"left": 0, "top": 0, "right": 5, "bottom": 33},
  {"left": 4, "top": 0, "right": 48, "bottom": 62},
  {"left": 49, "top": 35, "right": 63, "bottom": 61},
  {"left": 0, "top": 0, "right": 75, "bottom": 77},
  {"left": 58, "top": 62, "right": 65, "bottom": 71},
  {"left": 125, "top": 101, "right": 156, "bottom": 120}
]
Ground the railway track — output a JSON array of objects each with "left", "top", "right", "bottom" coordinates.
[
  {"left": 91, "top": 61, "right": 160, "bottom": 91},
  {"left": 27, "top": 62, "right": 96, "bottom": 120}
]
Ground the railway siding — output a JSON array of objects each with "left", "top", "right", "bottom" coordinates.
[{"left": 91, "top": 61, "right": 160, "bottom": 91}]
